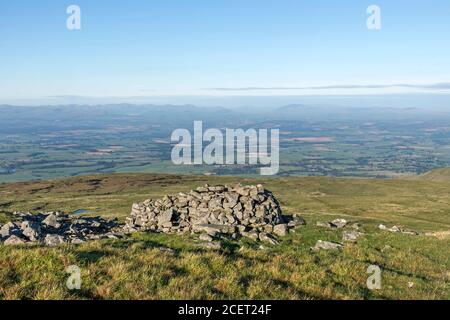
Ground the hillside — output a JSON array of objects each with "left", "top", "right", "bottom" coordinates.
[
  {"left": 418, "top": 168, "right": 450, "bottom": 183},
  {"left": 0, "top": 173, "right": 449, "bottom": 299}
]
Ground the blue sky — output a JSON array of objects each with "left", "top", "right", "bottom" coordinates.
[{"left": 1, "top": 0, "right": 450, "bottom": 105}]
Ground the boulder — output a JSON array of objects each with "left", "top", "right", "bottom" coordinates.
[
  {"left": 313, "top": 240, "right": 344, "bottom": 251},
  {"left": 4, "top": 235, "right": 26, "bottom": 245},
  {"left": 331, "top": 219, "right": 348, "bottom": 228},
  {"left": 43, "top": 214, "right": 61, "bottom": 229},
  {"left": 44, "top": 234, "right": 65, "bottom": 246},
  {"left": 317, "top": 218, "right": 348, "bottom": 229},
  {"left": 1, "top": 223, "right": 15, "bottom": 239},
  {"left": 342, "top": 230, "right": 364, "bottom": 242},
  {"left": 273, "top": 224, "right": 289, "bottom": 237},
  {"left": 20, "top": 221, "right": 42, "bottom": 241},
  {"left": 258, "top": 232, "right": 279, "bottom": 245}
]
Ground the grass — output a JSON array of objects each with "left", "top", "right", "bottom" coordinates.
[{"left": 0, "top": 173, "right": 449, "bottom": 300}]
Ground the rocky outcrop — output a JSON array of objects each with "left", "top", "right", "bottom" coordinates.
[
  {"left": 316, "top": 218, "right": 348, "bottom": 229},
  {"left": 124, "top": 184, "right": 305, "bottom": 243},
  {"left": 378, "top": 224, "right": 419, "bottom": 235},
  {"left": 312, "top": 240, "right": 344, "bottom": 251},
  {"left": 342, "top": 230, "right": 364, "bottom": 242},
  {"left": 0, "top": 211, "right": 121, "bottom": 246}
]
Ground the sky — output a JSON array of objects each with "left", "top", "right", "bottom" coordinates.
[{"left": 0, "top": 0, "right": 450, "bottom": 105}]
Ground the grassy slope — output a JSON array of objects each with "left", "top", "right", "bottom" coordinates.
[
  {"left": 417, "top": 168, "right": 450, "bottom": 183},
  {"left": 0, "top": 173, "right": 449, "bottom": 300}
]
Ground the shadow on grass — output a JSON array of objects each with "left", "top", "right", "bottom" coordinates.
[{"left": 75, "top": 250, "right": 113, "bottom": 264}]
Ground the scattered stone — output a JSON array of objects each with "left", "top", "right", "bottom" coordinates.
[
  {"left": 342, "top": 230, "right": 364, "bottom": 242},
  {"left": 316, "top": 218, "right": 348, "bottom": 229},
  {"left": 1, "top": 223, "right": 15, "bottom": 239},
  {"left": 43, "top": 213, "right": 62, "bottom": 229},
  {"left": 285, "top": 214, "right": 306, "bottom": 228},
  {"left": 331, "top": 219, "right": 348, "bottom": 229},
  {"left": 378, "top": 224, "right": 419, "bottom": 235},
  {"left": 21, "top": 221, "right": 41, "bottom": 242},
  {"left": 259, "top": 232, "right": 279, "bottom": 245},
  {"left": 4, "top": 235, "right": 26, "bottom": 245},
  {"left": 0, "top": 212, "right": 119, "bottom": 246},
  {"left": 313, "top": 240, "right": 344, "bottom": 251},
  {"left": 273, "top": 224, "right": 289, "bottom": 237},
  {"left": 44, "top": 234, "right": 65, "bottom": 247},
  {"left": 241, "top": 230, "right": 259, "bottom": 241}
]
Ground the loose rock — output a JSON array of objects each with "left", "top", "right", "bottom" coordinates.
[
  {"left": 343, "top": 230, "right": 364, "bottom": 242},
  {"left": 316, "top": 218, "right": 348, "bottom": 229},
  {"left": 4, "top": 235, "right": 26, "bottom": 245},
  {"left": 313, "top": 240, "right": 344, "bottom": 251},
  {"left": 378, "top": 224, "right": 419, "bottom": 235},
  {"left": 0, "top": 212, "right": 119, "bottom": 246},
  {"left": 331, "top": 219, "right": 348, "bottom": 229},
  {"left": 273, "top": 224, "right": 289, "bottom": 237}
]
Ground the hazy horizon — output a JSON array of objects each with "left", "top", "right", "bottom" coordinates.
[{"left": 1, "top": 0, "right": 450, "bottom": 104}]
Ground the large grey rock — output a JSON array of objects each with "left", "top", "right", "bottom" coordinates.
[
  {"left": 259, "top": 232, "right": 279, "bottom": 245},
  {"left": 331, "top": 219, "right": 348, "bottom": 229},
  {"left": 43, "top": 214, "right": 61, "bottom": 229},
  {"left": 317, "top": 219, "right": 348, "bottom": 229},
  {"left": 378, "top": 224, "right": 419, "bottom": 235},
  {"left": 342, "top": 230, "right": 364, "bottom": 242},
  {"left": 241, "top": 230, "right": 259, "bottom": 241},
  {"left": 273, "top": 224, "right": 289, "bottom": 237},
  {"left": 21, "top": 221, "right": 42, "bottom": 241},
  {"left": 313, "top": 240, "right": 344, "bottom": 251},
  {"left": 4, "top": 235, "right": 26, "bottom": 245},
  {"left": 1, "top": 223, "right": 14, "bottom": 239},
  {"left": 44, "top": 234, "right": 65, "bottom": 246},
  {"left": 289, "top": 215, "right": 306, "bottom": 227}
]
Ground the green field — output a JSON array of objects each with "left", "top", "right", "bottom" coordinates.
[{"left": 0, "top": 173, "right": 449, "bottom": 300}]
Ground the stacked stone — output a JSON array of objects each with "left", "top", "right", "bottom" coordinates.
[
  {"left": 0, "top": 211, "right": 121, "bottom": 246},
  {"left": 125, "top": 184, "right": 305, "bottom": 243}
]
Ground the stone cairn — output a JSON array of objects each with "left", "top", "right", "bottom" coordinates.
[
  {"left": 124, "top": 184, "right": 306, "bottom": 244},
  {"left": 0, "top": 211, "right": 121, "bottom": 246}
]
